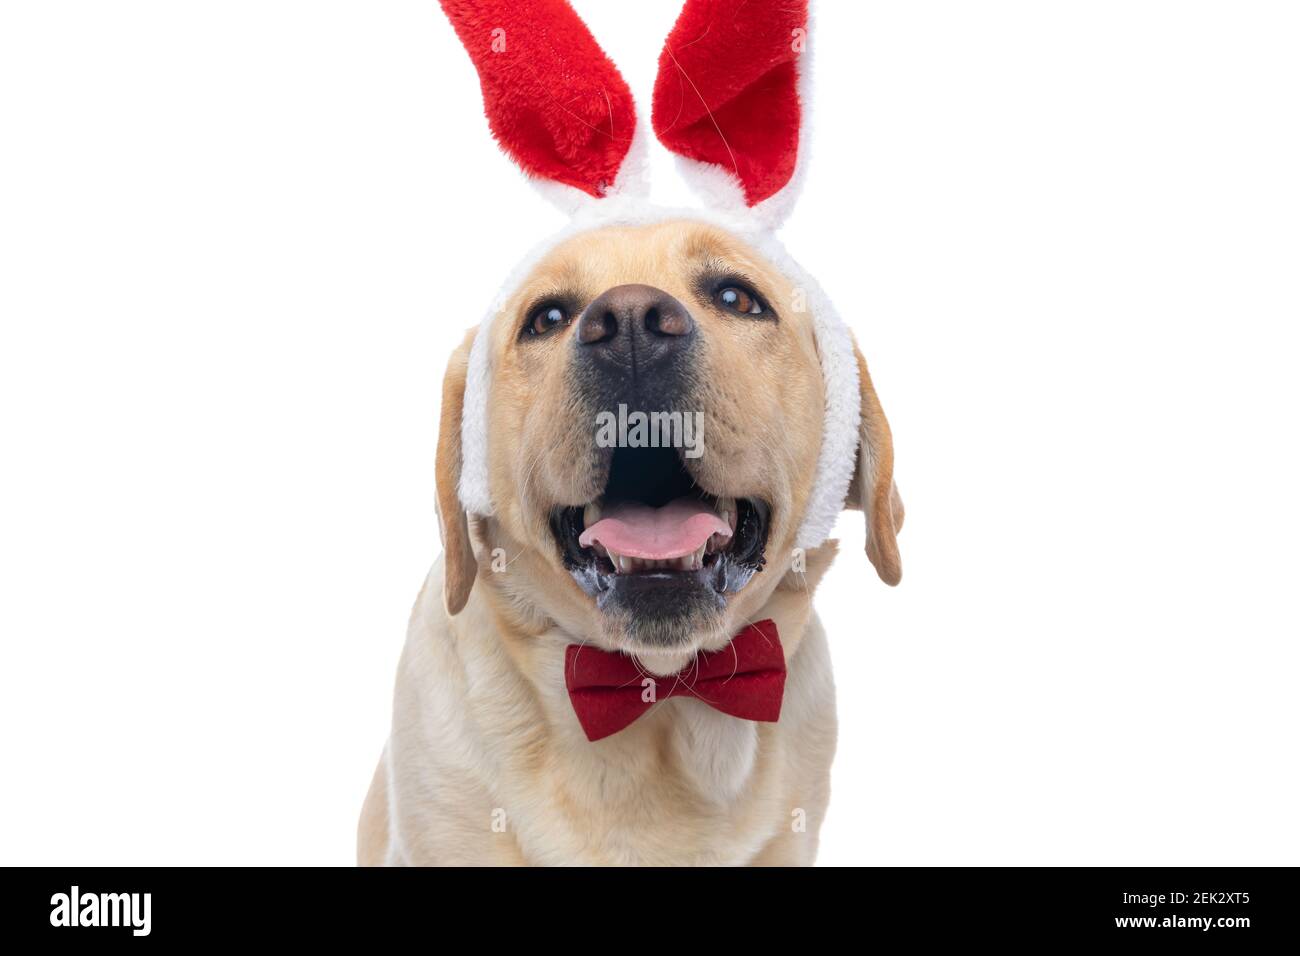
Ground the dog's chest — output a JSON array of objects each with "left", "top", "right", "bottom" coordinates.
[
  {"left": 494, "top": 626, "right": 820, "bottom": 864},
  {"left": 667, "top": 698, "right": 762, "bottom": 801},
  {"left": 523, "top": 699, "right": 784, "bottom": 866}
]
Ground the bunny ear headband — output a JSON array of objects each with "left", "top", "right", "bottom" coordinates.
[{"left": 440, "top": 0, "right": 860, "bottom": 552}]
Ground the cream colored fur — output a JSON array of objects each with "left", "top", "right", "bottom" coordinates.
[
  {"left": 359, "top": 220, "right": 900, "bottom": 866},
  {"left": 359, "top": 549, "right": 839, "bottom": 866}
]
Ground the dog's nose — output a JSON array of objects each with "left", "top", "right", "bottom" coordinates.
[{"left": 575, "top": 284, "right": 696, "bottom": 371}]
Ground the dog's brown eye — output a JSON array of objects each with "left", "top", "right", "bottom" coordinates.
[
  {"left": 714, "top": 285, "right": 763, "bottom": 316},
  {"left": 527, "top": 305, "right": 569, "bottom": 336}
]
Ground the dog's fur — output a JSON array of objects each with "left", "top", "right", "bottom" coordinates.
[{"left": 358, "top": 219, "right": 901, "bottom": 865}]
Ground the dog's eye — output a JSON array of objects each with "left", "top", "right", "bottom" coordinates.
[
  {"left": 714, "top": 285, "right": 764, "bottom": 316},
  {"left": 526, "top": 304, "right": 569, "bottom": 337}
]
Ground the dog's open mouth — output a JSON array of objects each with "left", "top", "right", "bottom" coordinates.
[{"left": 551, "top": 446, "right": 769, "bottom": 604}]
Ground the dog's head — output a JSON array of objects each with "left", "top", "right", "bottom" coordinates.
[
  {"left": 432, "top": 0, "right": 902, "bottom": 663},
  {"left": 435, "top": 217, "right": 902, "bottom": 660}
]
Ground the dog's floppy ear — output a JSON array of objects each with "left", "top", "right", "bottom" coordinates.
[
  {"left": 435, "top": 330, "right": 479, "bottom": 615},
  {"left": 845, "top": 341, "right": 904, "bottom": 586}
]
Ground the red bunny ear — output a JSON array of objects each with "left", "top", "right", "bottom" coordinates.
[
  {"left": 652, "top": 0, "right": 808, "bottom": 209},
  {"left": 438, "top": 0, "right": 636, "bottom": 198}
]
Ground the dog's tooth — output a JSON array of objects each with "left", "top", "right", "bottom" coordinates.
[
  {"left": 583, "top": 501, "right": 601, "bottom": 529},
  {"left": 717, "top": 497, "right": 736, "bottom": 530},
  {"left": 692, "top": 544, "right": 706, "bottom": 569}
]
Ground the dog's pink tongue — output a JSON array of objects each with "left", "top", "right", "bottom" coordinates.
[{"left": 578, "top": 498, "right": 729, "bottom": 560}]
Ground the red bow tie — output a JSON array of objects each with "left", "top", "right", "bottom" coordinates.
[{"left": 564, "top": 620, "right": 786, "bottom": 741}]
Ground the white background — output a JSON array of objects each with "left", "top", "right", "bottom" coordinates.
[{"left": 2, "top": 1, "right": 1297, "bottom": 866}]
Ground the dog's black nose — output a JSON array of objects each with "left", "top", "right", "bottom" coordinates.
[{"left": 575, "top": 284, "right": 696, "bottom": 372}]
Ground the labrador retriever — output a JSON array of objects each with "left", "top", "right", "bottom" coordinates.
[{"left": 358, "top": 0, "right": 902, "bottom": 866}]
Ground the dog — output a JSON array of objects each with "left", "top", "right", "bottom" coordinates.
[{"left": 358, "top": 0, "right": 902, "bottom": 866}]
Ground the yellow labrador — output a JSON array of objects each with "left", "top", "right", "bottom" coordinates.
[
  {"left": 359, "top": 0, "right": 902, "bottom": 866},
  {"left": 357, "top": 219, "right": 902, "bottom": 865}
]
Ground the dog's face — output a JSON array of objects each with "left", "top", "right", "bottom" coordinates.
[{"left": 437, "top": 219, "right": 901, "bottom": 665}]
